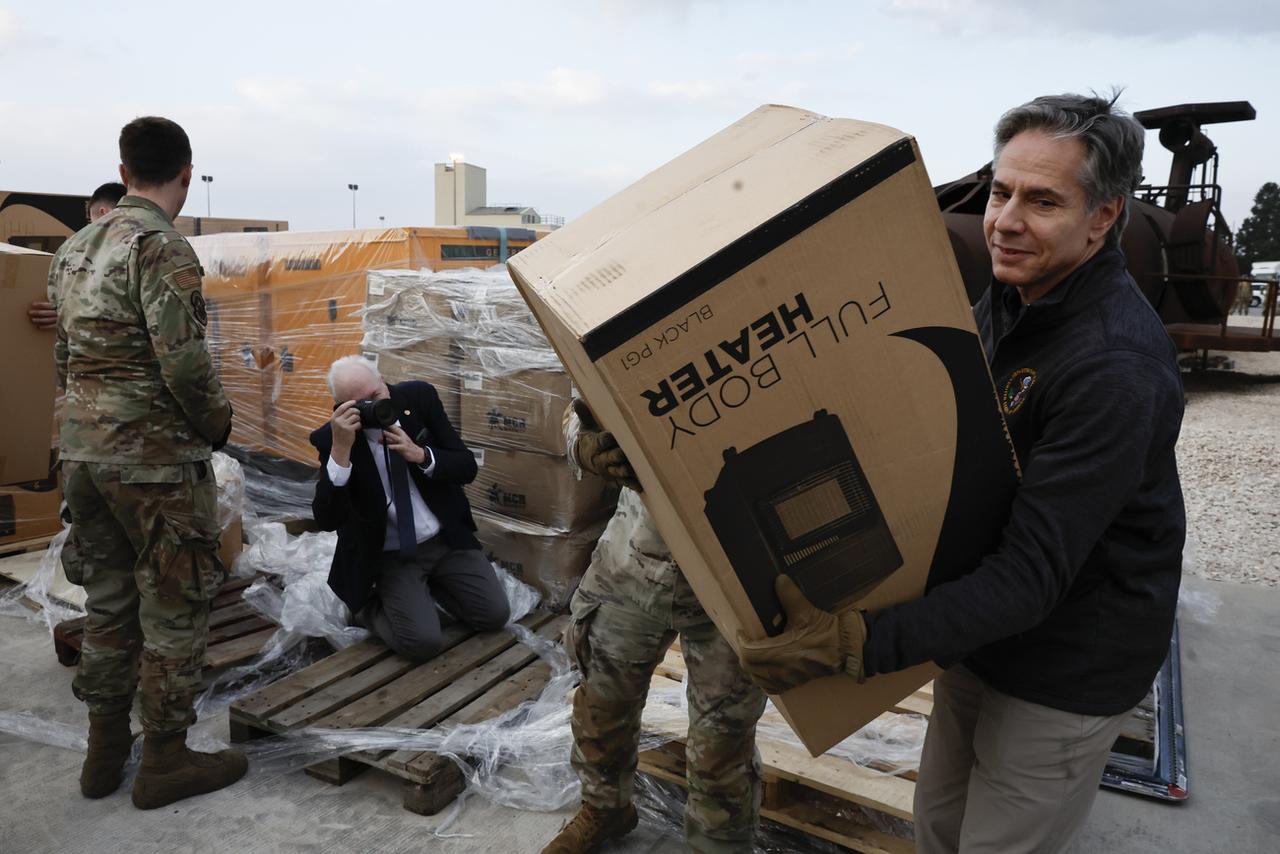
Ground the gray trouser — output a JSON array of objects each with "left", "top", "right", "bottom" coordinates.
[
  {"left": 361, "top": 538, "right": 510, "bottom": 661},
  {"left": 913, "top": 664, "right": 1130, "bottom": 854}
]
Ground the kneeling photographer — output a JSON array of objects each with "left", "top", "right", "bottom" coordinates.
[{"left": 310, "top": 356, "right": 510, "bottom": 661}]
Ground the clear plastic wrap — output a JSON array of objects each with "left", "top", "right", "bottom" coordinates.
[
  {"left": 0, "top": 710, "right": 88, "bottom": 753},
  {"left": 0, "top": 527, "right": 79, "bottom": 633},
  {"left": 193, "top": 517, "right": 363, "bottom": 715},
  {"left": 473, "top": 509, "right": 607, "bottom": 610},
  {"left": 3, "top": 586, "right": 922, "bottom": 850},
  {"left": 642, "top": 679, "right": 927, "bottom": 779},
  {"left": 189, "top": 228, "right": 541, "bottom": 469},
  {"left": 194, "top": 517, "right": 544, "bottom": 716},
  {"left": 218, "top": 444, "right": 318, "bottom": 521},
  {"left": 360, "top": 265, "right": 617, "bottom": 609},
  {"left": 0, "top": 452, "right": 245, "bottom": 633},
  {"left": 211, "top": 451, "right": 247, "bottom": 532}
]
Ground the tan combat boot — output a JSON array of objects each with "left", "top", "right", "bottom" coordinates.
[
  {"left": 80, "top": 711, "right": 137, "bottom": 798},
  {"left": 130, "top": 731, "right": 248, "bottom": 809},
  {"left": 541, "top": 802, "right": 639, "bottom": 853}
]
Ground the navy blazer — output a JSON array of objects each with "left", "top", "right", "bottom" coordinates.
[{"left": 310, "top": 381, "right": 480, "bottom": 613}]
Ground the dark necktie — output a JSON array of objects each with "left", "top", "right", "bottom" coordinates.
[{"left": 387, "top": 449, "right": 417, "bottom": 557}]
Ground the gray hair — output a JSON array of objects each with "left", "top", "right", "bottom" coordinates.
[
  {"left": 993, "top": 91, "right": 1145, "bottom": 246},
  {"left": 327, "top": 354, "right": 382, "bottom": 397}
]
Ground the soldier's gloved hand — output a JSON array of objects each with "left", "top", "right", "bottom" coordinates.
[
  {"left": 737, "top": 576, "right": 867, "bottom": 695},
  {"left": 578, "top": 430, "right": 641, "bottom": 491},
  {"left": 571, "top": 400, "right": 641, "bottom": 492}
]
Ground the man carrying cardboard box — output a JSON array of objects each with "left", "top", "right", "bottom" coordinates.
[
  {"left": 737, "top": 93, "right": 1185, "bottom": 853},
  {"left": 28, "top": 181, "right": 126, "bottom": 331},
  {"left": 541, "top": 401, "right": 766, "bottom": 854},
  {"left": 53, "top": 117, "right": 245, "bottom": 809}
]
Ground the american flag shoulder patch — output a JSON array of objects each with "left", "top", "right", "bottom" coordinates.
[{"left": 173, "top": 267, "right": 202, "bottom": 290}]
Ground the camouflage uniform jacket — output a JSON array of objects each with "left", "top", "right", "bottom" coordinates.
[
  {"left": 50, "top": 195, "right": 230, "bottom": 464},
  {"left": 564, "top": 403, "right": 687, "bottom": 608}
]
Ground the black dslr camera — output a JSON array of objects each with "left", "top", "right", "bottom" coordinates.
[{"left": 353, "top": 398, "right": 397, "bottom": 429}]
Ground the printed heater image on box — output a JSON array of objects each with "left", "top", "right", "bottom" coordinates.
[{"left": 704, "top": 410, "right": 903, "bottom": 636}]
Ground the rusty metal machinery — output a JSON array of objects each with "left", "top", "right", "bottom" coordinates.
[{"left": 935, "top": 101, "right": 1257, "bottom": 329}]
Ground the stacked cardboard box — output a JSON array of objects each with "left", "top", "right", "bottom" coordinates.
[
  {"left": 361, "top": 269, "right": 462, "bottom": 423},
  {"left": 473, "top": 509, "right": 609, "bottom": 604},
  {"left": 360, "top": 267, "right": 617, "bottom": 606},
  {"left": 190, "top": 228, "right": 542, "bottom": 468}
]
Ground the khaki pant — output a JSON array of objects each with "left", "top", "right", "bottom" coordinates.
[{"left": 913, "top": 664, "right": 1130, "bottom": 854}]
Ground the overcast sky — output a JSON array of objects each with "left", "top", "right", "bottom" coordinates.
[{"left": 2, "top": 1, "right": 1276, "bottom": 232}]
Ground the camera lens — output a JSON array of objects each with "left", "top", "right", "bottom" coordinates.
[
  {"left": 370, "top": 399, "right": 396, "bottom": 428},
  {"left": 355, "top": 398, "right": 397, "bottom": 429}
]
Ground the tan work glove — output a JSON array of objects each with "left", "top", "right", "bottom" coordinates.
[
  {"left": 571, "top": 399, "right": 641, "bottom": 492},
  {"left": 737, "top": 575, "right": 867, "bottom": 695}
]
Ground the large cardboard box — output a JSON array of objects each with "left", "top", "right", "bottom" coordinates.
[
  {"left": 464, "top": 447, "right": 615, "bottom": 530},
  {"left": 459, "top": 347, "right": 574, "bottom": 456},
  {"left": 0, "top": 480, "right": 61, "bottom": 549},
  {"left": 473, "top": 509, "right": 607, "bottom": 609},
  {"left": 1, "top": 242, "right": 57, "bottom": 485},
  {"left": 508, "top": 105, "right": 1019, "bottom": 754}
]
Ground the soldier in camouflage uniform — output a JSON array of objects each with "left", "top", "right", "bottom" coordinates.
[
  {"left": 29, "top": 181, "right": 127, "bottom": 331},
  {"left": 51, "top": 116, "right": 246, "bottom": 808},
  {"left": 542, "top": 402, "right": 766, "bottom": 854}
]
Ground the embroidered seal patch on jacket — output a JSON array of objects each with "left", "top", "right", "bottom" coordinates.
[{"left": 1002, "top": 367, "right": 1037, "bottom": 414}]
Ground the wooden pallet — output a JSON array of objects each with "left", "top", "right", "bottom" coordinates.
[
  {"left": 0, "top": 532, "right": 58, "bottom": 559},
  {"left": 0, "top": 543, "right": 81, "bottom": 617},
  {"left": 644, "top": 647, "right": 1159, "bottom": 853},
  {"left": 52, "top": 577, "right": 278, "bottom": 669},
  {"left": 643, "top": 646, "right": 925, "bottom": 854},
  {"left": 229, "top": 611, "right": 567, "bottom": 816}
]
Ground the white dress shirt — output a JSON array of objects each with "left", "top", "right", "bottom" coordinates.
[{"left": 326, "top": 424, "right": 441, "bottom": 551}]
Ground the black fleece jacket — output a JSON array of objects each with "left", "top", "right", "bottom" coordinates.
[{"left": 862, "top": 247, "right": 1186, "bottom": 716}]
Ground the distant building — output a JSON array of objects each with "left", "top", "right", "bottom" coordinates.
[
  {"left": 175, "top": 216, "right": 288, "bottom": 238},
  {"left": 0, "top": 189, "right": 286, "bottom": 252},
  {"left": 434, "top": 161, "right": 562, "bottom": 230}
]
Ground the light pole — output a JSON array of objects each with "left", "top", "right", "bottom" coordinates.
[
  {"left": 348, "top": 183, "right": 359, "bottom": 228},
  {"left": 201, "top": 175, "right": 213, "bottom": 217}
]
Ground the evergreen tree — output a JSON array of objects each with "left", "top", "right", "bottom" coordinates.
[{"left": 1235, "top": 181, "right": 1280, "bottom": 273}]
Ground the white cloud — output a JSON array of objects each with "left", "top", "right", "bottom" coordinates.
[
  {"left": 733, "top": 48, "right": 826, "bottom": 66},
  {"left": 646, "top": 79, "right": 724, "bottom": 101},
  {"left": 523, "top": 68, "right": 610, "bottom": 107},
  {"left": 886, "top": 0, "right": 1280, "bottom": 37},
  {"left": 0, "top": 8, "right": 55, "bottom": 56},
  {"left": 0, "top": 9, "right": 18, "bottom": 47},
  {"left": 597, "top": 0, "right": 723, "bottom": 25}
]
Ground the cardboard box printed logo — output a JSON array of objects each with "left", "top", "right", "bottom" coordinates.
[
  {"left": 465, "top": 446, "right": 615, "bottom": 530},
  {"left": 510, "top": 105, "right": 1019, "bottom": 753}
]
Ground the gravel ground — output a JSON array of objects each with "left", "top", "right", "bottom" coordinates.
[{"left": 1177, "top": 313, "right": 1280, "bottom": 587}]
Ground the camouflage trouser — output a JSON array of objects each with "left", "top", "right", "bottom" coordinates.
[
  {"left": 567, "top": 560, "right": 767, "bottom": 853},
  {"left": 62, "top": 460, "right": 225, "bottom": 734}
]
